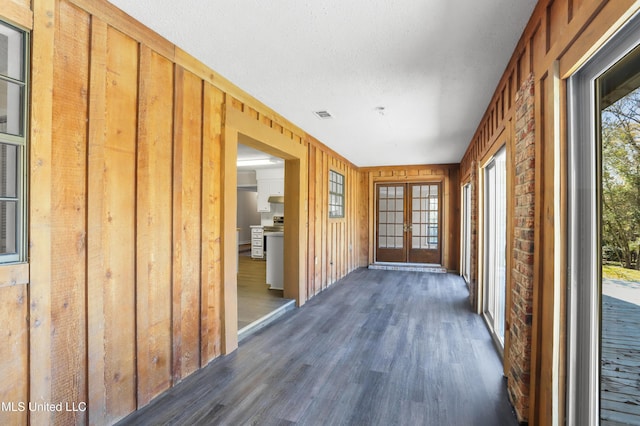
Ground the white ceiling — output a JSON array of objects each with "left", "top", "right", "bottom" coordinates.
[{"left": 108, "top": 0, "right": 537, "bottom": 167}]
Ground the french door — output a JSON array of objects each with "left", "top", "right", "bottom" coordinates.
[{"left": 375, "top": 182, "right": 442, "bottom": 264}]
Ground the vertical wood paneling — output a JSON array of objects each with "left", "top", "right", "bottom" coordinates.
[
  {"left": 86, "top": 16, "right": 108, "bottom": 425},
  {"left": 306, "top": 142, "right": 363, "bottom": 298},
  {"left": 200, "top": 82, "right": 224, "bottom": 364},
  {"left": 172, "top": 66, "right": 203, "bottom": 381},
  {"left": 362, "top": 164, "right": 460, "bottom": 271},
  {"left": 23, "top": 0, "right": 640, "bottom": 424},
  {"left": 359, "top": 172, "right": 369, "bottom": 266},
  {"left": 136, "top": 45, "right": 173, "bottom": 407},
  {"left": 50, "top": 2, "right": 89, "bottom": 424},
  {"left": 29, "top": 0, "right": 55, "bottom": 423},
  {"left": 307, "top": 144, "right": 317, "bottom": 298},
  {"left": 0, "top": 285, "right": 27, "bottom": 425},
  {"left": 87, "top": 23, "right": 138, "bottom": 424},
  {"left": 321, "top": 151, "right": 328, "bottom": 289},
  {"left": 1, "top": 0, "right": 32, "bottom": 29},
  {"left": 315, "top": 148, "right": 323, "bottom": 293}
]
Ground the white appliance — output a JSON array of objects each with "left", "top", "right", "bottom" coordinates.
[{"left": 265, "top": 232, "right": 284, "bottom": 290}]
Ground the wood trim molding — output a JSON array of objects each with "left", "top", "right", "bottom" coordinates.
[
  {"left": 0, "top": 0, "right": 32, "bottom": 29},
  {"left": 222, "top": 105, "right": 308, "bottom": 354}
]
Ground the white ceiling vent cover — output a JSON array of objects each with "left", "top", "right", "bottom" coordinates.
[{"left": 313, "top": 110, "right": 333, "bottom": 119}]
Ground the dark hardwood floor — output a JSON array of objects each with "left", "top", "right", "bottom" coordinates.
[{"left": 119, "top": 268, "right": 518, "bottom": 426}]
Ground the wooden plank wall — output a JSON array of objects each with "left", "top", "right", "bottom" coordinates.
[
  {"left": 0, "top": 3, "right": 33, "bottom": 426},
  {"left": 361, "top": 164, "right": 461, "bottom": 272},
  {"left": 458, "top": 0, "right": 639, "bottom": 423},
  {"left": 26, "top": 0, "right": 228, "bottom": 424},
  {"left": 306, "top": 141, "right": 364, "bottom": 298},
  {"left": 0, "top": 0, "right": 369, "bottom": 424}
]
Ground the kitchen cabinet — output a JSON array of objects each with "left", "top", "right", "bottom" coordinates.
[
  {"left": 256, "top": 178, "right": 284, "bottom": 212},
  {"left": 256, "top": 168, "right": 284, "bottom": 212},
  {"left": 250, "top": 226, "right": 264, "bottom": 259}
]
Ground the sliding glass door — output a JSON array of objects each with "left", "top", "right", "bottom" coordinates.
[
  {"left": 484, "top": 147, "right": 507, "bottom": 347},
  {"left": 568, "top": 13, "right": 640, "bottom": 425},
  {"left": 461, "top": 183, "right": 472, "bottom": 284}
]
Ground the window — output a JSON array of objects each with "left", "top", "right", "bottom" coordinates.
[
  {"left": 328, "top": 170, "right": 344, "bottom": 218},
  {"left": 0, "top": 21, "right": 27, "bottom": 263}
]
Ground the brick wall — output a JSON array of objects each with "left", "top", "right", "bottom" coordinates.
[
  {"left": 509, "top": 73, "right": 535, "bottom": 419},
  {"left": 469, "top": 162, "right": 478, "bottom": 308}
]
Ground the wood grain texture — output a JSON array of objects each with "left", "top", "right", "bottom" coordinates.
[
  {"left": 0, "top": 263, "right": 27, "bottom": 288},
  {"left": 68, "top": 0, "right": 174, "bottom": 59},
  {"left": 28, "top": 0, "right": 55, "bottom": 423},
  {"left": 218, "top": 70, "right": 364, "bottom": 309},
  {"left": 104, "top": 24, "right": 138, "bottom": 422},
  {"left": 87, "top": 22, "right": 138, "bottom": 425},
  {"left": 0, "top": 0, "right": 32, "bottom": 29},
  {"left": 86, "top": 16, "right": 109, "bottom": 425},
  {"left": 0, "top": 285, "right": 27, "bottom": 426},
  {"left": 172, "top": 66, "right": 203, "bottom": 381},
  {"left": 200, "top": 82, "right": 224, "bottom": 365},
  {"left": 23, "top": 0, "right": 366, "bottom": 424},
  {"left": 363, "top": 164, "right": 460, "bottom": 272},
  {"left": 50, "top": 2, "right": 90, "bottom": 424},
  {"left": 118, "top": 269, "right": 518, "bottom": 426},
  {"left": 21, "top": 0, "right": 640, "bottom": 423},
  {"left": 136, "top": 45, "right": 174, "bottom": 407}
]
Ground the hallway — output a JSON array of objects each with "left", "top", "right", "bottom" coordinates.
[{"left": 119, "top": 269, "right": 517, "bottom": 425}]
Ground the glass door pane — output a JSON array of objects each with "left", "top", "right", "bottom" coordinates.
[
  {"left": 408, "top": 183, "right": 441, "bottom": 264},
  {"left": 462, "top": 183, "right": 472, "bottom": 283},
  {"left": 598, "top": 44, "right": 640, "bottom": 425},
  {"left": 376, "top": 184, "right": 406, "bottom": 262},
  {"left": 484, "top": 147, "right": 507, "bottom": 347}
]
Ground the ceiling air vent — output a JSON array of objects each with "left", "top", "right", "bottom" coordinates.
[{"left": 313, "top": 110, "right": 333, "bottom": 120}]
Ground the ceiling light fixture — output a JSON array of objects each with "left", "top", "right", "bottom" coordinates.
[
  {"left": 237, "top": 159, "right": 277, "bottom": 167},
  {"left": 375, "top": 106, "right": 386, "bottom": 115}
]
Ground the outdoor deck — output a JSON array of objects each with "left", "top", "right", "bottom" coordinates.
[{"left": 601, "top": 279, "right": 640, "bottom": 425}]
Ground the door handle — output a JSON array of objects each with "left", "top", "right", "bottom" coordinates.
[{"left": 404, "top": 224, "right": 412, "bottom": 233}]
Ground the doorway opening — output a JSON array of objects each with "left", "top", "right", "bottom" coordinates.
[
  {"left": 222, "top": 105, "right": 307, "bottom": 354},
  {"left": 236, "top": 143, "right": 293, "bottom": 340}
]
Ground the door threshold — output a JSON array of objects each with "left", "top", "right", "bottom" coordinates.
[
  {"left": 368, "top": 262, "right": 447, "bottom": 273},
  {"left": 238, "top": 299, "right": 296, "bottom": 342}
]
